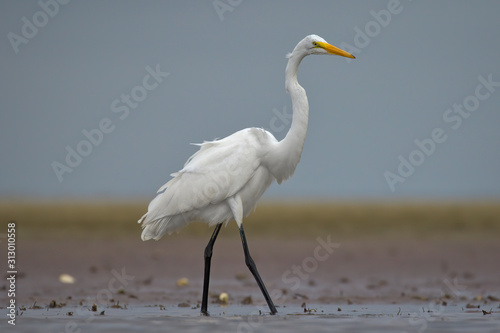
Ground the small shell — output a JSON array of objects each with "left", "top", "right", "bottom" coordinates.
[
  {"left": 176, "top": 277, "right": 189, "bottom": 287},
  {"left": 59, "top": 274, "right": 75, "bottom": 284},
  {"left": 219, "top": 292, "right": 229, "bottom": 304}
]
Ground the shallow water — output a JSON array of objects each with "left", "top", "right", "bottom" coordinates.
[
  {"left": 3, "top": 303, "right": 499, "bottom": 333},
  {"left": 4, "top": 235, "right": 499, "bottom": 332}
]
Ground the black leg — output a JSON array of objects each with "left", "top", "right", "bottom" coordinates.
[
  {"left": 239, "top": 224, "right": 277, "bottom": 315},
  {"left": 201, "top": 223, "right": 222, "bottom": 316}
]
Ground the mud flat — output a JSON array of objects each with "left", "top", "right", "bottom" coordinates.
[{"left": 0, "top": 200, "right": 499, "bottom": 332}]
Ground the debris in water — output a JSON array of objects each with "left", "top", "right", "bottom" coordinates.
[
  {"left": 29, "top": 301, "right": 43, "bottom": 310},
  {"left": 294, "top": 293, "right": 308, "bottom": 300},
  {"left": 110, "top": 301, "right": 125, "bottom": 309},
  {"left": 241, "top": 296, "right": 253, "bottom": 305},
  {"left": 482, "top": 309, "right": 492, "bottom": 315}
]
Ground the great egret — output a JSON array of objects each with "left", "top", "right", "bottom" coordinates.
[{"left": 139, "top": 34, "right": 354, "bottom": 315}]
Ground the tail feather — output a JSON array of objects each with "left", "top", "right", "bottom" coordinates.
[
  {"left": 140, "top": 216, "right": 169, "bottom": 241},
  {"left": 139, "top": 213, "right": 192, "bottom": 241}
]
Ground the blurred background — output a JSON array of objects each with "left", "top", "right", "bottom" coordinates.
[
  {"left": 1, "top": 3, "right": 500, "bottom": 328},
  {"left": 1, "top": 0, "right": 500, "bottom": 201}
]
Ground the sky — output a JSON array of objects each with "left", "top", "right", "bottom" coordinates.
[{"left": 1, "top": 0, "right": 500, "bottom": 200}]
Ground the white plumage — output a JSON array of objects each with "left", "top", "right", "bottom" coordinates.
[
  {"left": 138, "top": 34, "right": 355, "bottom": 241},
  {"left": 139, "top": 128, "right": 275, "bottom": 240}
]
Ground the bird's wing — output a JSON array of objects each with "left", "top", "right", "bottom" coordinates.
[{"left": 140, "top": 128, "right": 267, "bottom": 224}]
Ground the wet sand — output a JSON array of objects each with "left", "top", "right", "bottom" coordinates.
[
  {"left": 1, "top": 201, "right": 499, "bottom": 331},
  {"left": 2, "top": 234, "right": 500, "bottom": 332}
]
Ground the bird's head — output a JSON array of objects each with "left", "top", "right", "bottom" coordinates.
[{"left": 288, "top": 34, "right": 355, "bottom": 59}]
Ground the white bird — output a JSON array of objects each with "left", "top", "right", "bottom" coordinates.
[{"left": 138, "top": 34, "right": 355, "bottom": 315}]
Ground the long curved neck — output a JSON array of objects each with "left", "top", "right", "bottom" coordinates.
[{"left": 271, "top": 52, "right": 309, "bottom": 183}]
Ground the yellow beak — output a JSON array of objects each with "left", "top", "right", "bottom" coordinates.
[{"left": 317, "top": 42, "right": 355, "bottom": 59}]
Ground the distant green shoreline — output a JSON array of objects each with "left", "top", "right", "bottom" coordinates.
[{"left": 1, "top": 200, "right": 499, "bottom": 240}]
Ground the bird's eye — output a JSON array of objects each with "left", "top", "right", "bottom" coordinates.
[{"left": 312, "top": 41, "right": 318, "bottom": 46}]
